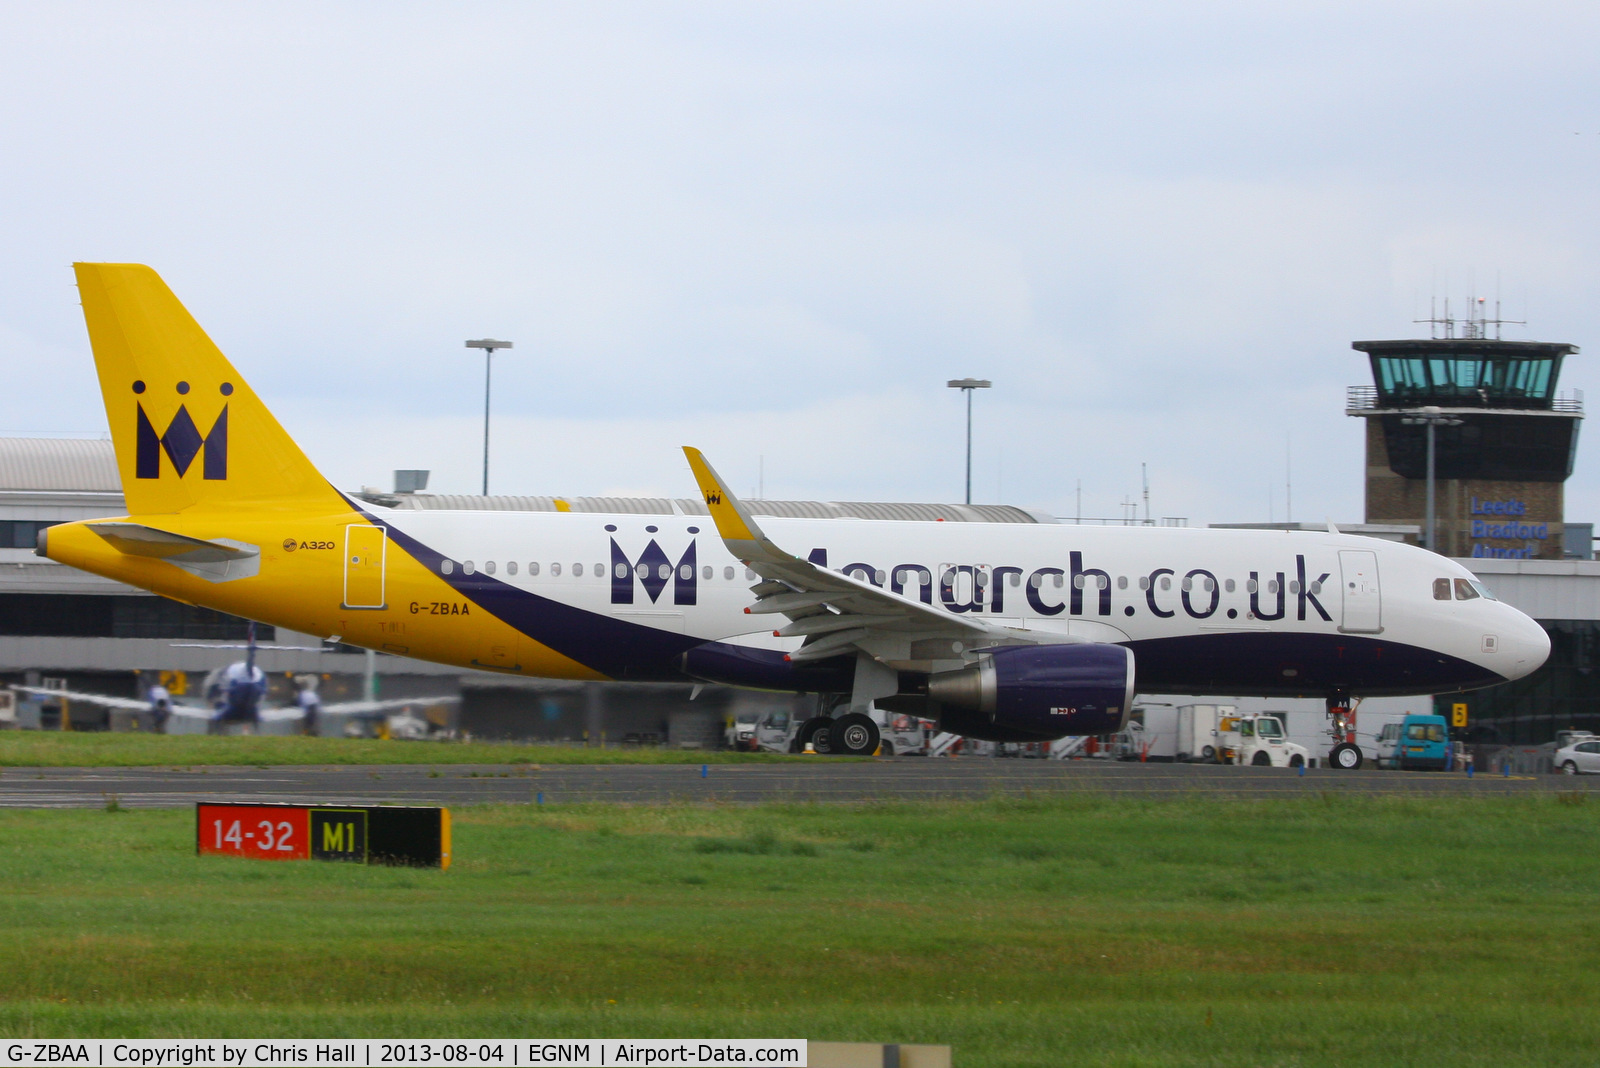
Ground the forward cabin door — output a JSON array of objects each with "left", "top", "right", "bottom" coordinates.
[
  {"left": 343, "top": 524, "right": 387, "bottom": 609},
  {"left": 1338, "top": 550, "right": 1381, "bottom": 634}
]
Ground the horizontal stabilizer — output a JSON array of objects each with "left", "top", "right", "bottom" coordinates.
[{"left": 87, "top": 522, "right": 260, "bottom": 583}]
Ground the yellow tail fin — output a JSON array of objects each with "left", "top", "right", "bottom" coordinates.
[{"left": 75, "top": 263, "right": 344, "bottom": 515}]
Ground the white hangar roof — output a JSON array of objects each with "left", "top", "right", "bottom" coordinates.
[{"left": 0, "top": 437, "right": 119, "bottom": 493}]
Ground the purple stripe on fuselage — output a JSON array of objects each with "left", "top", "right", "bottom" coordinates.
[{"left": 371, "top": 511, "right": 700, "bottom": 680}]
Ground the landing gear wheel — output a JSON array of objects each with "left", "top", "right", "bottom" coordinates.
[
  {"left": 1251, "top": 751, "right": 1272, "bottom": 767},
  {"left": 880, "top": 742, "right": 895, "bottom": 757},
  {"left": 1562, "top": 760, "right": 1579, "bottom": 775},
  {"left": 797, "top": 716, "right": 834, "bottom": 755},
  {"left": 1330, "top": 743, "right": 1363, "bottom": 770},
  {"left": 830, "top": 712, "right": 880, "bottom": 756}
]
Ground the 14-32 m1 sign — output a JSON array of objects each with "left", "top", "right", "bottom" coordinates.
[{"left": 196, "top": 802, "right": 450, "bottom": 868}]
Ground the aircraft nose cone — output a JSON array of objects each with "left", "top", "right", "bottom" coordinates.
[{"left": 1504, "top": 610, "right": 1551, "bottom": 678}]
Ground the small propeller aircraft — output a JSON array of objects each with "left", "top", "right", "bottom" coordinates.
[{"left": 13, "top": 624, "right": 457, "bottom": 734}]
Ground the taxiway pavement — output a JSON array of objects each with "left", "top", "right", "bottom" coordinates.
[{"left": 0, "top": 759, "right": 1584, "bottom": 808}]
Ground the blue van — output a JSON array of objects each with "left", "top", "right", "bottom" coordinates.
[{"left": 1387, "top": 713, "right": 1451, "bottom": 771}]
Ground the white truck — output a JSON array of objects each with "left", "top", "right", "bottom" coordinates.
[
  {"left": 1217, "top": 711, "right": 1310, "bottom": 768},
  {"left": 1117, "top": 704, "right": 1237, "bottom": 762},
  {"left": 725, "top": 711, "right": 761, "bottom": 751}
]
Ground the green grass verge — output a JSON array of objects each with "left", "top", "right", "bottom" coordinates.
[
  {"left": 0, "top": 732, "right": 810, "bottom": 767},
  {"left": 1, "top": 795, "right": 1597, "bottom": 1064}
]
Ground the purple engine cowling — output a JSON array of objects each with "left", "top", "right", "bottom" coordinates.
[{"left": 926, "top": 643, "right": 1135, "bottom": 740}]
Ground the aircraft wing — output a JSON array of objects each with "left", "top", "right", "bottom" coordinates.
[
  {"left": 683, "top": 448, "right": 1029, "bottom": 664},
  {"left": 11, "top": 686, "right": 151, "bottom": 712},
  {"left": 168, "top": 703, "right": 221, "bottom": 720},
  {"left": 316, "top": 695, "right": 461, "bottom": 717}
]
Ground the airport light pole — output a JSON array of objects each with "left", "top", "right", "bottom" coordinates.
[
  {"left": 947, "top": 378, "right": 991, "bottom": 505},
  {"left": 1400, "top": 405, "right": 1464, "bottom": 553},
  {"left": 466, "top": 339, "right": 513, "bottom": 496}
]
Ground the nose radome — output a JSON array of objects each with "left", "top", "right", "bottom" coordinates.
[{"left": 1504, "top": 609, "right": 1551, "bottom": 678}]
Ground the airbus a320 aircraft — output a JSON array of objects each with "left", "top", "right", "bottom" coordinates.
[{"left": 36, "top": 264, "right": 1550, "bottom": 768}]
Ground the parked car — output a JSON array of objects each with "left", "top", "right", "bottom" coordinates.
[{"left": 1555, "top": 738, "right": 1600, "bottom": 775}]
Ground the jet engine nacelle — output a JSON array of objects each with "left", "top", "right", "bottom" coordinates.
[{"left": 926, "top": 643, "right": 1135, "bottom": 741}]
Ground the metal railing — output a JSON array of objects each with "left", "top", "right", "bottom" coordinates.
[
  {"left": 1057, "top": 516, "right": 1189, "bottom": 527},
  {"left": 1346, "top": 385, "right": 1584, "bottom": 414}
]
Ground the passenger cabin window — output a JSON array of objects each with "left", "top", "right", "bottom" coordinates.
[
  {"left": 703, "top": 566, "right": 713, "bottom": 580},
  {"left": 1454, "top": 578, "right": 1479, "bottom": 601},
  {"left": 484, "top": 561, "right": 496, "bottom": 575},
  {"left": 462, "top": 561, "right": 476, "bottom": 576},
  {"left": 596, "top": 563, "right": 603, "bottom": 577},
  {"left": 440, "top": 560, "right": 454, "bottom": 575},
  {"left": 1434, "top": 578, "right": 1452, "bottom": 600},
  {"left": 551, "top": 562, "right": 562, "bottom": 576},
  {"left": 725, "top": 566, "right": 735, "bottom": 580},
  {"left": 573, "top": 563, "right": 584, "bottom": 577},
  {"left": 507, "top": 561, "right": 517, "bottom": 576},
  {"left": 528, "top": 562, "right": 540, "bottom": 576}
]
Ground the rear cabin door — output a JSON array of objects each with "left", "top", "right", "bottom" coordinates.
[
  {"left": 343, "top": 524, "right": 387, "bottom": 609},
  {"left": 1338, "top": 549, "right": 1381, "bottom": 634}
]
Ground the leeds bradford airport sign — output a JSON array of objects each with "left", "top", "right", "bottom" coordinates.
[
  {"left": 1468, "top": 498, "right": 1551, "bottom": 560},
  {"left": 197, "top": 803, "right": 450, "bottom": 868}
]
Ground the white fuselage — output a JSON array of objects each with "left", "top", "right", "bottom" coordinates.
[{"left": 373, "top": 507, "right": 1548, "bottom": 698}]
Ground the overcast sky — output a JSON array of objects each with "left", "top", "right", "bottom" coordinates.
[{"left": 2, "top": 2, "right": 1597, "bottom": 526}]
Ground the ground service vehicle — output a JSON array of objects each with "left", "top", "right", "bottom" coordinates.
[
  {"left": 1218, "top": 712, "right": 1309, "bottom": 767},
  {"left": 38, "top": 264, "right": 1552, "bottom": 759},
  {"left": 1372, "top": 721, "right": 1403, "bottom": 767},
  {"left": 1176, "top": 703, "right": 1234, "bottom": 762},
  {"left": 1386, "top": 713, "right": 1451, "bottom": 770},
  {"left": 725, "top": 712, "right": 760, "bottom": 750}
]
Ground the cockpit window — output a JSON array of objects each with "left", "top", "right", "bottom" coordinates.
[
  {"left": 1471, "top": 579, "right": 1498, "bottom": 601},
  {"left": 1454, "top": 579, "right": 1480, "bottom": 601},
  {"left": 1433, "top": 578, "right": 1452, "bottom": 600}
]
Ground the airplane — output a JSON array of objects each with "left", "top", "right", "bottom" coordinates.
[
  {"left": 32, "top": 264, "right": 1551, "bottom": 768},
  {"left": 14, "top": 624, "right": 457, "bottom": 733}
]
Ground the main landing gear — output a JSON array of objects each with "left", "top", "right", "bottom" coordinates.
[
  {"left": 1326, "top": 692, "right": 1364, "bottom": 770},
  {"left": 792, "top": 693, "right": 884, "bottom": 757},
  {"left": 793, "top": 710, "right": 882, "bottom": 756},
  {"left": 792, "top": 655, "right": 894, "bottom": 756}
]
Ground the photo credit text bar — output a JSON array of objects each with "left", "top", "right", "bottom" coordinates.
[{"left": 2, "top": 1040, "right": 806, "bottom": 1067}]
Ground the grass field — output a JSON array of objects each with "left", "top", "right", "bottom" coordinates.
[
  {"left": 1, "top": 795, "right": 1597, "bottom": 1065},
  {"left": 0, "top": 731, "right": 812, "bottom": 767}
]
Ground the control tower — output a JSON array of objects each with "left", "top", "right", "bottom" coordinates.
[{"left": 1347, "top": 304, "right": 1581, "bottom": 559}]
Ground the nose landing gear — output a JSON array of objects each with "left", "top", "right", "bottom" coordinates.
[{"left": 1326, "top": 692, "right": 1364, "bottom": 770}]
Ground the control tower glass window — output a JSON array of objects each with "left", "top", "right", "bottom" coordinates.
[{"left": 1372, "top": 353, "right": 1559, "bottom": 408}]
